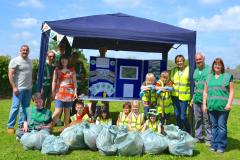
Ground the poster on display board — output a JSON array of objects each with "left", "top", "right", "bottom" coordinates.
[{"left": 88, "top": 56, "right": 166, "bottom": 99}]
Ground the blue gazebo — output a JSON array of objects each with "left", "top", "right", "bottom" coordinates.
[{"left": 37, "top": 13, "right": 196, "bottom": 94}]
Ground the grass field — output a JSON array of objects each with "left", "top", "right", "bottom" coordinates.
[
  {"left": 0, "top": 99, "right": 240, "bottom": 160},
  {"left": 234, "top": 81, "right": 240, "bottom": 99}
]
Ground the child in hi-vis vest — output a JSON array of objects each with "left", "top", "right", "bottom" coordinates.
[
  {"left": 96, "top": 105, "right": 112, "bottom": 126},
  {"left": 155, "top": 71, "right": 173, "bottom": 125},
  {"left": 117, "top": 102, "right": 131, "bottom": 127},
  {"left": 140, "top": 73, "right": 157, "bottom": 119}
]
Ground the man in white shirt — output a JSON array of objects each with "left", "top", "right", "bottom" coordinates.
[{"left": 7, "top": 44, "right": 33, "bottom": 134}]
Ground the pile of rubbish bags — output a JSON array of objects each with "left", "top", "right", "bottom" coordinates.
[{"left": 20, "top": 122, "right": 195, "bottom": 156}]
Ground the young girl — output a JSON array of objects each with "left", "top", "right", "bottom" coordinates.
[
  {"left": 140, "top": 73, "right": 157, "bottom": 119},
  {"left": 141, "top": 109, "right": 161, "bottom": 133},
  {"left": 117, "top": 102, "right": 131, "bottom": 127},
  {"left": 96, "top": 105, "right": 112, "bottom": 126},
  {"left": 155, "top": 71, "right": 173, "bottom": 124},
  {"left": 128, "top": 100, "right": 145, "bottom": 131},
  {"left": 52, "top": 54, "right": 78, "bottom": 127}
]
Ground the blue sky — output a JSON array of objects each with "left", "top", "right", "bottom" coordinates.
[{"left": 1, "top": 0, "right": 240, "bottom": 68}]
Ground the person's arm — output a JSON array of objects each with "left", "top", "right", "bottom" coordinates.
[
  {"left": 52, "top": 68, "right": 58, "bottom": 99},
  {"left": 225, "top": 81, "right": 234, "bottom": 111},
  {"left": 202, "top": 82, "right": 208, "bottom": 113},
  {"left": 116, "top": 114, "right": 120, "bottom": 126},
  {"left": 158, "top": 123, "right": 162, "bottom": 134},
  {"left": 128, "top": 115, "right": 133, "bottom": 131},
  {"left": 141, "top": 122, "right": 146, "bottom": 132},
  {"left": 8, "top": 68, "right": 19, "bottom": 96},
  {"left": 72, "top": 70, "right": 78, "bottom": 98}
]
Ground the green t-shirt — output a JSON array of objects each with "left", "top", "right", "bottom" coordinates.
[{"left": 26, "top": 106, "right": 52, "bottom": 130}]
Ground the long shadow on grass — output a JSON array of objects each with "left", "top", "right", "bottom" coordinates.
[{"left": 226, "top": 137, "right": 240, "bottom": 152}]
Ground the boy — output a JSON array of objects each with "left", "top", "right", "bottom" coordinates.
[
  {"left": 70, "top": 100, "right": 91, "bottom": 125},
  {"left": 16, "top": 92, "right": 52, "bottom": 139},
  {"left": 155, "top": 71, "right": 173, "bottom": 125}
]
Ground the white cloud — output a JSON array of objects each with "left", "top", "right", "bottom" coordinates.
[
  {"left": 13, "top": 31, "right": 32, "bottom": 40},
  {"left": 12, "top": 17, "right": 38, "bottom": 28},
  {"left": 18, "top": 0, "right": 44, "bottom": 8},
  {"left": 179, "top": 5, "right": 240, "bottom": 32},
  {"left": 103, "top": 0, "right": 142, "bottom": 8},
  {"left": 199, "top": 0, "right": 223, "bottom": 5}
]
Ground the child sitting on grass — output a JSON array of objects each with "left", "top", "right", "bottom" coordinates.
[
  {"left": 16, "top": 92, "right": 52, "bottom": 139},
  {"left": 141, "top": 109, "right": 162, "bottom": 133},
  {"left": 96, "top": 105, "right": 112, "bottom": 126},
  {"left": 117, "top": 102, "right": 131, "bottom": 127},
  {"left": 70, "top": 100, "right": 91, "bottom": 125}
]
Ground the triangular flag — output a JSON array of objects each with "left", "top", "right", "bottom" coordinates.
[
  {"left": 50, "top": 30, "right": 57, "bottom": 39},
  {"left": 42, "top": 23, "right": 51, "bottom": 32},
  {"left": 56, "top": 34, "right": 64, "bottom": 44},
  {"left": 66, "top": 36, "right": 74, "bottom": 46}
]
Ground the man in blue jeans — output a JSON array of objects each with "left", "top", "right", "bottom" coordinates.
[{"left": 7, "top": 44, "right": 32, "bottom": 134}]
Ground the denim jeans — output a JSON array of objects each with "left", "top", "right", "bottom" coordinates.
[
  {"left": 209, "top": 111, "right": 229, "bottom": 150},
  {"left": 193, "top": 102, "right": 211, "bottom": 142},
  {"left": 7, "top": 89, "right": 32, "bottom": 128},
  {"left": 172, "top": 96, "right": 190, "bottom": 133}
]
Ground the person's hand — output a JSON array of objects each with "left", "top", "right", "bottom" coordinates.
[
  {"left": 202, "top": 104, "right": 207, "bottom": 113},
  {"left": 23, "top": 126, "right": 28, "bottom": 132},
  {"left": 13, "top": 87, "right": 19, "bottom": 96},
  {"left": 225, "top": 104, "right": 231, "bottom": 111}
]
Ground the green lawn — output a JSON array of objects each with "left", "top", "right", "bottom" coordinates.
[
  {"left": 234, "top": 81, "right": 240, "bottom": 99},
  {"left": 0, "top": 99, "right": 240, "bottom": 160}
]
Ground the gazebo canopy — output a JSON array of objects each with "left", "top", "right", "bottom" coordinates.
[{"left": 37, "top": 13, "right": 196, "bottom": 95}]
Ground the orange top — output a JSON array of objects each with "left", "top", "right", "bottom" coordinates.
[{"left": 55, "top": 67, "right": 75, "bottom": 101}]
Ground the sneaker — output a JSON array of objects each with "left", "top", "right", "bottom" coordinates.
[
  {"left": 205, "top": 141, "right": 211, "bottom": 146},
  {"left": 210, "top": 148, "right": 216, "bottom": 152},
  {"left": 217, "top": 149, "right": 224, "bottom": 153},
  {"left": 16, "top": 136, "right": 20, "bottom": 141},
  {"left": 7, "top": 128, "right": 15, "bottom": 134}
]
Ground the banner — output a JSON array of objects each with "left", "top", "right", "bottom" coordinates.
[{"left": 66, "top": 36, "right": 74, "bottom": 46}]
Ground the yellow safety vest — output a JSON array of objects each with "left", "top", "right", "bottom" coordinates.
[
  {"left": 141, "top": 87, "right": 157, "bottom": 102},
  {"left": 130, "top": 112, "right": 144, "bottom": 130},
  {"left": 97, "top": 117, "right": 112, "bottom": 126},
  {"left": 170, "top": 66, "right": 190, "bottom": 101},
  {"left": 119, "top": 112, "right": 130, "bottom": 126},
  {"left": 156, "top": 80, "right": 174, "bottom": 114},
  {"left": 70, "top": 114, "right": 89, "bottom": 122},
  {"left": 145, "top": 120, "right": 160, "bottom": 132}
]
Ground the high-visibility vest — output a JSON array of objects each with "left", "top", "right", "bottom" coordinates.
[
  {"left": 206, "top": 73, "right": 232, "bottom": 111},
  {"left": 145, "top": 120, "right": 160, "bottom": 132},
  {"left": 118, "top": 112, "right": 130, "bottom": 126},
  {"left": 156, "top": 80, "right": 173, "bottom": 114},
  {"left": 130, "top": 112, "right": 144, "bottom": 130},
  {"left": 97, "top": 117, "right": 112, "bottom": 126},
  {"left": 193, "top": 65, "right": 211, "bottom": 103},
  {"left": 70, "top": 113, "right": 89, "bottom": 122},
  {"left": 141, "top": 83, "right": 157, "bottom": 102},
  {"left": 170, "top": 66, "right": 190, "bottom": 101}
]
